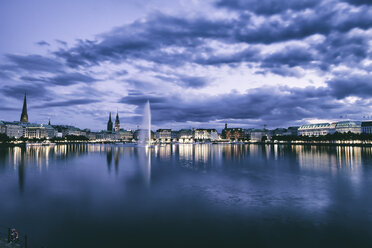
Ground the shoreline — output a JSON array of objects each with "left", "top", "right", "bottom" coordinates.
[{"left": 2, "top": 140, "right": 372, "bottom": 148}]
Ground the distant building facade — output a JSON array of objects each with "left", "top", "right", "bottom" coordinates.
[
  {"left": 332, "top": 121, "right": 361, "bottom": 134},
  {"left": 194, "top": 129, "right": 218, "bottom": 141},
  {"left": 298, "top": 123, "right": 332, "bottom": 136},
  {"left": 362, "top": 121, "right": 372, "bottom": 134},
  {"left": 156, "top": 129, "right": 172, "bottom": 143},
  {"left": 177, "top": 129, "right": 194, "bottom": 143},
  {"left": 222, "top": 124, "right": 245, "bottom": 140}
]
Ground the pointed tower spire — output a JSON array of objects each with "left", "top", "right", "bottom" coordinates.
[
  {"left": 114, "top": 109, "right": 120, "bottom": 132},
  {"left": 48, "top": 118, "right": 51, "bottom": 125},
  {"left": 107, "top": 112, "right": 113, "bottom": 132},
  {"left": 20, "top": 92, "right": 29, "bottom": 123}
]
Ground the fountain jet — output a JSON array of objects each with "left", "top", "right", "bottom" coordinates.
[{"left": 139, "top": 100, "right": 151, "bottom": 147}]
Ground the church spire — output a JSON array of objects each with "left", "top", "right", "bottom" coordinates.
[
  {"left": 20, "top": 93, "right": 29, "bottom": 123},
  {"left": 114, "top": 109, "right": 120, "bottom": 132},
  {"left": 107, "top": 112, "right": 113, "bottom": 131}
]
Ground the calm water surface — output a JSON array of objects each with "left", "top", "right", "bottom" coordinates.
[{"left": 0, "top": 144, "right": 372, "bottom": 247}]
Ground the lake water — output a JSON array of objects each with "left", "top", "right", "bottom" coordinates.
[{"left": 0, "top": 144, "right": 372, "bottom": 247}]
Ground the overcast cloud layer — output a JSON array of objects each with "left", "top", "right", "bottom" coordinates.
[{"left": 0, "top": 0, "right": 372, "bottom": 131}]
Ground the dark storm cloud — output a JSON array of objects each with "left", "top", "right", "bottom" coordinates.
[
  {"left": 262, "top": 46, "right": 314, "bottom": 68},
  {"left": 119, "top": 86, "right": 355, "bottom": 127},
  {"left": 3, "top": 54, "right": 63, "bottom": 72},
  {"left": 0, "top": 106, "right": 18, "bottom": 111},
  {"left": 1, "top": 83, "right": 50, "bottom": 99},
  {"left": 21, "top": 72, "right": 97, "bottom": 86},
  {"left": 55, "top": 39, "right": 68, "bottom": 46},
  {"left": 233, "top": 5, "right": 372, "bottom": 45},
  {"left": 327, "top": 75, "right": 372, "bottom": 99},
  {"left": 119, "top": 91, "right": 167, "bottom": 105},
  {"left": 315, "top": 31, "right": 370, "bottom": 69},
  {"left": 216, "top": 0, "right": 320, "bottom": 15},
  {"left": 54, "top": 13, "right": 233, "bottom": 67},
  {"left": 33, "top": 99, "right": 100, "bottom": 109},
  {"left": 36, "top": 41, "right": 50, "bottom": 46},
  {"left": 48, "top": 1, "right": 372, "bottom": 78},
  {"left": 178, "top": 76, "right": 209, "bottom": 88},
  {"left": 344, "top": 0, "right": 372, "bottom": 5}
]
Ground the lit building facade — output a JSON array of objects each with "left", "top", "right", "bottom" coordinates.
[
  {"left": 298, "top": 123, "right": 332, "bottom": 136},
  {"left": 222, "top": 124, "right": 245, "bottom": 140},
  {"left": 156, "top": 129, "right": 172, "bottom": 143},
  {"left": 194, "top": 129, "right": 218, "bottom": 141},
  {"left": 25, "top": 125, "right": 46, "bottom": 139},
  {"left": 362, "top": 121, "right": 372, "bottom": 134},
  {"left": 119, "top": 130, "right": 133, "bottom": 141},
  {"left": 333, "top": 121, "right": 361, "bottom": 134},
  {"left": 177, "top": 129, "right": 194, "bottom": 143}
]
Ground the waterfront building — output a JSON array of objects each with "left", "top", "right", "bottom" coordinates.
[
  {"left": 285, "top": 126, "right": 299, "bottom": 136},
  {"left": 25, "top": 124, "right": 46, "bottom": 139},
  {"left": 332, "top": 121, "right": 361, "bottom": 134},
  {"left": 194, "top": 129, "right": 218, "bottom": 141},
  {"left": 222, "top": 123, "right": 245, "bottom": 141},
  {"left": 134, "top": 129, "right": 155, "bottom": 141},
  {"left": 156, "top": 129, "right": 172, "bottom": 143},
  {"left": 114, "top": 111, "right": 120, "bottom": 132},
  {"left": 177, "top": 129, "right": 194, "bottom": 143},
  {"left": 3, "top": 122, "right": 24, "bottom": 138},
  {"left": 96, "top": 131, "right": 120, "bottom": 141},
  {"left": 20, "top": 93, "right": 29, "bottom": 123},
  {"left": 107, "top": 113, "right": 113, "bottom": 132},
  {"left": 171, "top": 131, "right": 178, "bottom": 142},
  {"left": 44, "top": 124, "right": 56, "bottom": 139},
  {"left": 298, "top": 123, "right": 332, "bottom": 136},
  {"left": 119, "top": 130, "right": 134, "bottom": 141},
  {"left": 250, "top": 129, "right": 269, "bottom": 142},
  {"left": 362, "top": 121, "right": 372, "bottom": 134},
  {"left": 0, "top": 121, "right": 6, "bottom": 134}
]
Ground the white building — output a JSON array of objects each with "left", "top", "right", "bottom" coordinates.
[
  {"left": 332, "top": 121, "right": 361, "bottom": 134},
  {"left": 194, "top": 129, "right": 218, "bottom": 141},
  {"left": 4, "top": 122, "right": 24, "bottom": 138},
  {"left": 178, "top": 129, "right": 194, "bottom": 143},
  {"left": 298, "top": 123, "right": 332, "bottom": 136},
  {"left": 25, "top": 125, "right": 46, "bottom": 139},
  {"left": 155, "top": 129, "right": 172, "bottom": 143}
]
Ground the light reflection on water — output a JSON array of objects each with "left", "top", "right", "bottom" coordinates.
[{"left": 1, "top": 144, "right": 372, "bottom": 247}]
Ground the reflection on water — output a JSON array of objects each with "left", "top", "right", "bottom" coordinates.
[
  {"left": 1, "top": 143, "right": 372, "bottom": 247},
  {"left": 2, "top": 144, "right": 372, "bottom": 193}
]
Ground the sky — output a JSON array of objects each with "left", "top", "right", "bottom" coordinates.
[{"left": 0, "top": 0, "right": 372, "bottom": 131}]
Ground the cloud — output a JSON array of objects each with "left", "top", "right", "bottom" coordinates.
[
  {"left": 21, "top": 72, "right": 97, "bottom": 86},
  {"left": 344, "top": 0, "right": 372, "bottom": 5},
  {"left": 0, "top": 0, "right": 372, "bottom": 130},
  {"left": 3, "top": 54, "right": 63, "bottom": 72},
  {"left": 36, "top": 41, "right": 50, "bottom": 46},
  {"left": 1, "top": 83, "right": 51, "bottom": 100},
  {"left": 33, "top": 99, "right": 100, "bottom": 108},
  {"left": 216, "top": 0, "right": 320, "bottom": 15},
  {"left": 327, "top": 74, "right": 372, "bottom": 99},
  {"left": 118, "top": 85, "right": 363, "bottom": 127}
]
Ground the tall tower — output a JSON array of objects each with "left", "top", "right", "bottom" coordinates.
[
  {"left": 20, "top": 93, "right": 29, "bottom": 123},
  {"left": 114, "top": 110, "right": 120, "bottom": 132},
  {"left": 107, "top": 112, "right": 113, "bottom": 132}
]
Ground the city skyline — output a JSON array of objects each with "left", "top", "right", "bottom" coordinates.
[{"left": 1, "top": 0, "right": 372, "bottom": 131}]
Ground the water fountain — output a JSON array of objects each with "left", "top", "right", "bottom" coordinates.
[
  {"left": 138, "top": 100, "right": 152, "bottom": 186},
  {"left": 138, "top": 100, "right": 152, "bottom": 147}
]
